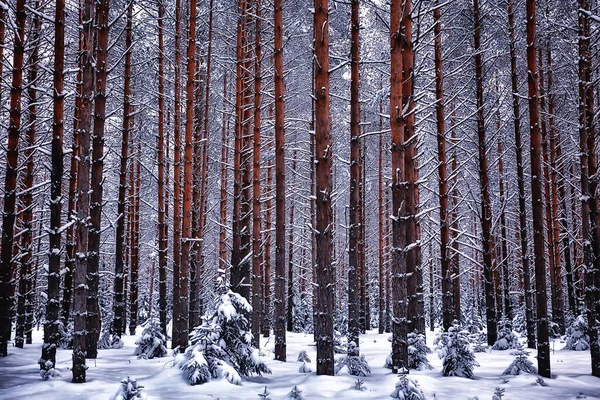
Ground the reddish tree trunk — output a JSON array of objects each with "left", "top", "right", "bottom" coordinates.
[
  {"left": 526, "top": 0, "right": 551, "bottom": 378},
  {"left": 129, "top": 139, "right": 141, "bottom": 335}
]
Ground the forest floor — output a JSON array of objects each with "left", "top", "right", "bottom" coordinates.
[{"left": 0, "top": 327, "right": 599, "bottom": 399}]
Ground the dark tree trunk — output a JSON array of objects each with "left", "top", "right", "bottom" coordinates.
[
  {"left": 274, "top": 0, "right": 287, "bottom": 361},
  {"left": 314, "top": 0, "right": 335, "bottom": 374},
  {"left": 348, "top": 0, "right": 361, "bottom": 347},
  {"left": 507, "top": 0, "right": 535, "bottom": 348},
  {"left": 43, "top": 0, "right": 62, "bottom": 369},
  {"left": 390, "top": 0, "right": 408, "bottom": 372},
  {"left": 219, "top": 74, "right": 230, "bottom": 285},
  {"left": 473, "top": 0, "right": 497, "bottom": 345},
  {"left": 114, "top": 0, "right": 133, "bottom": 338},
  {"left": 129, "top": 139, "right": 141, "bottom": 335},
  {"left": 526, "top": 0, "right": 551, "bottom": 378},
  {"left": 378, "top": 94, "right": 385, "bottom": 335},
  {"left": 73, "top": 0, "right": 96, "bottom": 382},
  {"left": 0, "top": 0, "right": 26, "bottom": 358}
]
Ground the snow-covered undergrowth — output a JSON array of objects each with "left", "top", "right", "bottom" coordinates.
[{"left": 1, "top": 327, "right": 600, "bottom": 399}]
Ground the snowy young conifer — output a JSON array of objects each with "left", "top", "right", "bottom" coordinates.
[
  {"left": 110, "top": 376, "right": 145, "bottom": 400},
  {"left": 297, "top": 350, "right": 311, "bottom": 363},
  {"left": 38, "top": 359, "right": 62, "bottom": 381},
  {"left": 390, "top": 374, "right": 426, "bottom": 399},
  {"left": 298, "top": 362, "right": 312, "bottom": 373},
  {"left": 286, "top": 386, "right": 306, "bottom": 400},
  {"left": 565, "top": 315, "right": 590, "bottom": 351},
  {"left": 177, "top": 290, "right": 270, "bottom": 385},
  {"left": 492, "top": 387, "right": 505, "bottom": 400},
  {"left": 334, "top": 341, "right": 371, "bottom": 376},
  {"left": 134, "top": 317, "right": 168, "bottom": 359},
  {"left": 436, "top": 321, "right": 479, "bottom": 378},
  {"left": 502, "top": 345, "right": 537, "bottom": 375},
  {"left": 408, "top": 332, "right": 432, "bottom": 370},
  {"left": 491, "top": 318, "right": 519, "bottom": 350}
]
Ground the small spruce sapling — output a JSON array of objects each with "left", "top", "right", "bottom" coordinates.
[
  {"left": 334, "top": 330, "right": 347, "bottom": 354},
  {"left": 492, "top": 387, "right": 505, "bottom": 400},
  {"left": 286, "top": 386, "right": 305, "bottom": 400},
  {"left": 502, "top": 344, "right": 537, "bottom": 375},
  {"left": 258, "top": 386, "right": 271, "bottom": 399},
  {"left": 177, "top": 290, "right": 270, "bottom": 385},
  {"left": 134, "top": 317, "right": 168, "bottom": 359},
  {"left": 334, "top": 341, "right": 371, "bottom": 376},
  {"left": 492, "top": 319, "right": 519, "bottom": 350},
  {"left": 390, "top": 374, "right": 426, "bottom": 399},
  {"left": 354, "top": 379, "right": 366, "bottom": 391},
  {"left": 297, "top": 350, "right": 311, "bottom": 363},
  {"left": 408, "top": 332, "right": 432, "bottom": 370},
  {"left": 38, "top": 359, "right": 62, "bottom": 381},
  {"left": 436, "top": 321, "right": 479, "bottom": 379},
  {"left": 565, "top": 315, "right": 590, "bottom": 351},
  {"left": 110, "top": 376, "right": 145, "bottom": 400}
]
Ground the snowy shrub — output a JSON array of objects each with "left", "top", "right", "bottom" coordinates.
[
  {"left": 465, "top": 309, "right": 485, "bottom": 334},
  {"left": 565, "top": 315, "right": 590, "bottom": 351},
  {"left": 110, "top": 376, "right": 145, "bottom": 400},
  {"left": 298, "top": 362, "right": 312, "bottom": 373},
  {"left": 334, "top": 330, "right": 346, "bottom": 354},
  {"left": 98, "top": 327, "right": 124, "bottom": 350},
  {"left": 297, "top": 350, "right": 311, "bottom": 363},
  {"left": 134, "top": 317, "right": 168, "bottom": 359},
  {"left": 470, "top": 332, "right": 488, "bottom": 353},
  {"left": 492, "top": 319, "right": 519, "bottom": 350},
  {"left": 436, "top": 321, "right": 479, "bottom": 379},
  {"left": 286, "top": 386, "right": 305, "bottom": 400},
  {"left": 38, "top": 359, "right": 62, "bottom": 381},
  {"left": 58, "top": 321, "right": 73, "bottom": 349},
  {"left": 408, "top": 332, "right": 432, "bottom": 370},
  {"left": 334, "top": 341, "right": 371, "bottom": 376},
  {"left": 390, "top": 375, "right": 426, "bottom": 399},
  {"left": 492, "top": 387, "right": 505, "bottom": 400},
  {"left": 502, "top": 345, "right": 537, "bottom": 375},
  {"left": 549, "top": 320, "right": 561, "bottom": 339},
  {"left": 384, "top": 353, "right": 393, "bottom": 369},
  {"left": 354, "top": 379, "right": 366, "bottom": 391},
  {"left": 177, "top": 290, "right": 270, "bottom": 385},
  {"left": 512, "top": 308, "right": 526, "bottom": 335}
]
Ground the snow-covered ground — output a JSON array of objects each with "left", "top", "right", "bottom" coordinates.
[{"left": 0, "top": 328, "right": 599, "bottom": 399}]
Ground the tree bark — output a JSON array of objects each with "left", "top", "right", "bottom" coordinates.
[
  {"left": 114, "top": 0, "right": 134, "bottom": 338},
  {"left": 0, "top": 0, "right": 26, "bottom": 357},
  {"left": 390, "top": 0, "right": 408, "bottom": 371},
  {"left": 72, "top": 0, "right": 96, "bottom": 382},
  {"left": 42, "top": 0, "right": 62, "bottom": 368},
  {"left": 274, "top": 0, "right": 287, "bottom": 361},
  {"left": 129, "top": 139, "right": 141, "bottom": 335},
  {"left": 473, "top": 0, "right": 497, "bottom": 345},
  {"left": 314, "top": 0, "right": 335, "bottom": 374},
  {"left": 507, "top": 0, "right": 535, "bottom": 348},
  {"left": 526, "top": 0, "right": 551, "bottom": 378}
]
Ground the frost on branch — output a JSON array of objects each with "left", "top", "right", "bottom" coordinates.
[{"left": 177, "top": 290, "right": 270, "bottom": 385}]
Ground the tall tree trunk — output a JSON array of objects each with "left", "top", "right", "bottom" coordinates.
[
  {"left": 507, "top": 0, "right": 535, "bottom": 348},
  {"left": 175, "top": 0, "right": 196, "bottom": 349},
  {"left": 16, "top": 3, "right": 41, "bottom": 349},
  {"left": 348, "top": 0, "right": 361, "bottom": 346},
  {"left": 0, "top": 0, "right": 26, "bottom": 357},
  {"left": 171, "top": 0, "right": 183, "bottom": 349},
  {"left": 401, "top": 0, "right": 420, "bottom": 336},
  {"left": 157, "top": 0, "right": 168, "bottom": 336},
  {"left": 129, "top": 138, "right": 141, "bottom": 335},
  {"left": 390, "top": 0, "right": 408, "bottom": 371},
  {"left": 545, "top": 42, "right": 565, "bottom": 333},
  {"left": 433, "top": 0, "right": 452, "bottom": 332},
  {"left": 378, "top": 94, "right": 385, "bottom": 335},
  {"left": 314, "top": 0, "right": 334, "bottom": 374},
  {"left": 73, "top": 0, "right": 96, "bottom": 382},
  {"left": 286, "top": 154, "right": 296, "bottom": 333},
  {"left": 252, "top": 0, "right": 263, "bottom": 346},
  {"left": 114, "top": 0, "right": 133, "bottom": 339},
  {"left": 274, "top": 0, "right": 287, "bottom": 361},
  {"left": 262, "top": 123, "right": 273, "bottom": 337},
  {"left": 450, "top": 102, "right": 461, "bottom": 322},
  {"left": 496, "top": 115, "right": 511, "bottom": 320},
  {"left": 86, "top": 0, "right": 111, "bottom": 359},
  {"left": 579, "top": 0, "right": 600, "bottom": 378},
  {"left": 526, "top": 0, "right": 551, "bottom": 378},
  {"left": 42, "top": 0, "right": 62, "bottom": 368},
  {"left": 219, "top": 74, "right": 229, "bottom": 285},
  {"left": 473, "top": 0, "right": 497, "bottom": 345}
]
